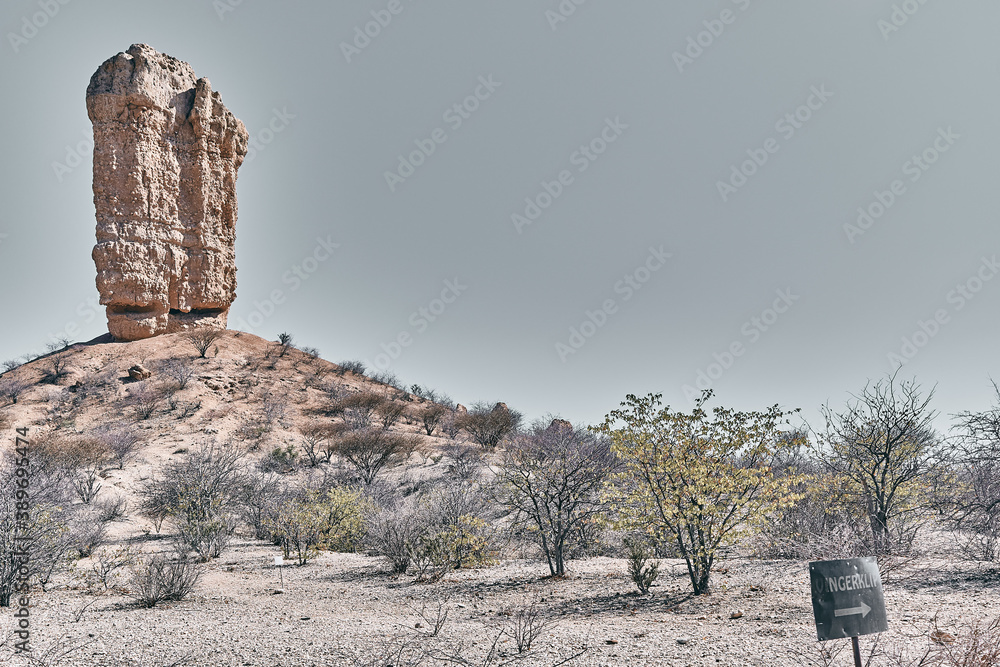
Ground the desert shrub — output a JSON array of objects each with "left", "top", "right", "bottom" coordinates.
[
  {"left": 172, "top": 400, "right": 202, "bottom": 419},
  {"left": 174, "top": 491, "right": 236, "bottom": 561},
  {"left": 0, "top": 377, "right": 30, "bottom": 405},
  {"left": 0, "top": 493, "right": 70, "bottom": 606},
  {"left": 94, "top": 424, "right": 143, "bottom": 470},
  {"left": 365, "top": 503, "right": 423, "bottom": 574},
  {"left": 945, "top": 388, "right": 1000, "bottom": 561},
  {"left": 138, "top": 444, "right": 244, "bottom": 560},
  {"left": 365, "top": 484, "right": 499, "bottom": 580},
  {"left": 624, "top": 536, "right": 660, "bottom": 594},
  {"left": 328, "top": 391, "right": 386, "bottom": 430},
  {"left": 331, "top": 428, "right": 421, "bottom": 485},
  {"left": 156, "top": 358, "right": 196, "bottom": 390},
  {"left": 95, "top": 495, "right": 129, "bottom": 523},
  {"left": 267, "top": 487, "right": 370, "bottom": 565},
  {"left": 337, "top": 360, "right": 367, "bottom": 376},
  {"left": 276, "top": 332, "right": 295, "bottom": 357},
  {"left": 496, "top": 418, "right": 615, "bottom": 576},
  {"left": 932, "top": 616, "right": 1000, "bottom": 666},
  {"left": 126, "top": 553, "right": 202, "bottom": 608},
  {"left": 443, "top": 441, "right": 484, "bottom": 481},
  {"left": 237, "top": 394, "right": 290, "bottom": 447},
  {"left": 370, "top": 370, "right": 402, "bottom": 389},
  {"left": 40, "top": 355, "right": 71, "bottom": 384},
  {"left": 88, "top": 545, "right": 136, "bottom": 592},
  {"left": 299, "top": 422, "right": 346, "bottom": 466},
  {"left": 409, "top": 484, "right": 500, "bottom": 581},
  {"left": 261, "top": 444, "right": 300, "bottom": 473},
  {"left": 756, "top": 469, "right": 866, "bottom": 560},
  {"left": 185, "top": 328, "right": 224, "bottom": 358},
  {"left": 0, "top": 439, "right": 109, "bottom": 602},
  {"left": 71, "top": 513, "right": 108, "bottom": 558},
  {"left": 236, "top": 470, "right": 283, "bottom": 541},
  {"left": 410, "top": 515, "right": 496, "bottom": 581},
  {"left": 456, "top": 402, "right": 522, "bottom": 449},
  {"left": 39, "top": 435, "right": 114, "bottom": 504},
  {"left": 499, "top": 599, "right": 557, "bottom": 654},
  {"left": 127, "top": 384, "right": 164, "bottom": 421}
]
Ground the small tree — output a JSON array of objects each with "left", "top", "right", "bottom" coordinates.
[
  {"left": 94, "top": 425, "right": 143, "bottom": 470},
  {"left": 185, "top": 328, "right": 224, "bottom": 358},
  {"left": 496, "top": 419, "right": 615, "bottom": 576},
  {"left": 0, "top": 377, "right": 30, "bottom": 405},
  {"left": 299, "top": 422, "right": 344, "bottom": 466},
  {"left": 947, "top": 383, "right": 1000, "bottom": 560},
  {"left": 331, "top": 429, "right": 420, "bottom": 485},
  {"left": 418, "top": 403, "right": 447, "bottom": 436},
  {"left": 377, "top": 400, "right": 406, "bottom": 431},
  {"left": 41, "top": 355, "right": 71, "bottom": 384},
  {"left": 597, "top": 391, "right": 804, "bottom": 595},
  {"left": 819, "top": 372, "right": 944, "bottom": 555},
  {"left": 457, "top": 402, "right": 522, "bottom": 449}
]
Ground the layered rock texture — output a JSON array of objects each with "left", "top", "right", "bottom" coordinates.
[{"left": 88, "top": 44, "right": 248, "bottom": 341}]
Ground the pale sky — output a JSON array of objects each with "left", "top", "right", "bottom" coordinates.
[{"left": 1, "top": 0, "right": 997, "bottom": 432}]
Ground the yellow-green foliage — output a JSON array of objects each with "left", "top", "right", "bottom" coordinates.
[
  {"left": 268, "top": 487, "right": 370, "bottom": 565},
  {"left": 410, "top": 515, "right": 497, "bottom": 582},
  {"left": 437, "top": 515, "right": 496, "bottom": 569},
  {"left": 596, "top": 391, "right": 804, "bottom": 595}
]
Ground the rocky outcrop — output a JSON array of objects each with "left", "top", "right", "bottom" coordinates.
[{"left": 88, "top": 44, "right": 248, "bottom": 341}]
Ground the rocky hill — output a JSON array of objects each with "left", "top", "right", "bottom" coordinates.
[{"left": 0, "top": 329, "right": 458, "bottom": 502}]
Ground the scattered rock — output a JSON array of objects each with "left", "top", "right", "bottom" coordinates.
[
  {"left": 676, "top": 637, "right": 691, "bottom": 645},
  {"left": 88, "top": 44, "right": 248, "bottom": 341},
  {"left": 730, "top": 611, "right": 743, "bottom": 619},
  {"left": 128, "top": 364, "right": 152, "bottom": 380}
]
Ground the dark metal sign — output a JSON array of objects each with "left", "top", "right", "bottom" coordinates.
[{"left": 809, "top": 557, "right": 888, "bottom": 641}]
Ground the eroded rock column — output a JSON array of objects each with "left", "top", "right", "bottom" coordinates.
[{"left": 88, "top": 43, "right": 248, "bottom": 341}]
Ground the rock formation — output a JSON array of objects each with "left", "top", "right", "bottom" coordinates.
[{"left": 88, "top": 44, "right": 248, "bottom": 341}]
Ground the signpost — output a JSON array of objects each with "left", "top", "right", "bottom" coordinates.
[{"left": 809, "top": 557, "right": 888, "bottom": 667}]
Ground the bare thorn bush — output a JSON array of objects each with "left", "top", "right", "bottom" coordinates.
[
  {"left": 185, "top": 328, "right": 224, "bottom": 359},
  {"left": 126, "top": 553, "right": 202, "bottom": 608}
]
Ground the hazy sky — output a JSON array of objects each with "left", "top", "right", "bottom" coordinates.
[{"left": 1, "top": 0, "right": 997, "bottom": 432}]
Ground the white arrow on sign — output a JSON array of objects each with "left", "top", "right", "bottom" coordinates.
[{"left": 834, "top": 600, "right": 871, "bottom": 618}]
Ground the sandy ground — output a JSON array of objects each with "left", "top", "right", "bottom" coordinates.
[{"left": 3, "top": 543, "right": 1000, "bottom": 667}]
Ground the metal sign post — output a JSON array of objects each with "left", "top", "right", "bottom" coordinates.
[
  {"left": 809, "top": 557, "right": 888, "bottom": 667},
  {"left": 274, "top": 555, "right": 284, "bottom": 592}
]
